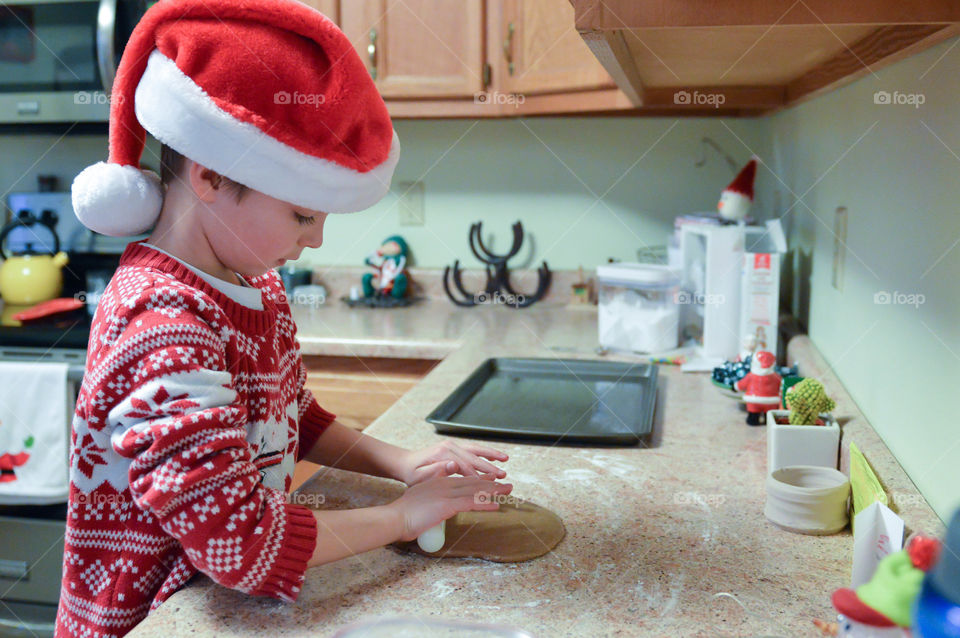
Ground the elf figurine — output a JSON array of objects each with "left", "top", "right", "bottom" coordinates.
[
  {"left": 735, "top": 350, "right": 781, "bottom": 425},
  {"left": 717, "top": 157, "right": 757, "bottom": 223},
  {"left": 362, "top": 235, "right": 409, "bottom": 299},
  {"left": 832, "top": 535, "right": 941, "bottom": 637}
]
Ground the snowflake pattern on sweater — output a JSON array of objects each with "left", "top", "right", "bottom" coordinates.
[{"left": 56, "top": 241, "right": 335, "bottom": 637}]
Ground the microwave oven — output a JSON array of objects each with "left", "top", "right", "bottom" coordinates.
[{"left": 0, "top": 0, "right": 147, "bottom": 123}]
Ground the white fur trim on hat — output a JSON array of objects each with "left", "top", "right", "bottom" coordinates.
[
  {"left": 71, "top": 162, "right": 163, "bottom": 237},
  {"left": 134, "top": 50, "right": 400, "bottom": 214}
]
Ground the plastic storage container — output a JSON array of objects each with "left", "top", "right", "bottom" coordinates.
[{"left": 597, "top": 263, "right": 680, "bottom": 354}]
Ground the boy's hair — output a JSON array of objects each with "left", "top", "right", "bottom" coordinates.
[{"left": 159, "top": 143, "right": 248, "bottom": 202}]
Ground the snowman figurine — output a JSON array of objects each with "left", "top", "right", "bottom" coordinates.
[
  {"left": 362, "top": 235, "right": 409, "bottom": 300},
  {"left": 717, "top": 157, "right": 757, "bottom": 223}
]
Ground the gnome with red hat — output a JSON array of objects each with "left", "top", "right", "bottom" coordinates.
[
  {"left": 832, "top": 535, "right": 941, "bottom": 637},
  {"left": 718, "top": 157, "right": 758, "bottom": 223},
  {"left": 735, "top": 350, "right": 781, "bottom": 425}
]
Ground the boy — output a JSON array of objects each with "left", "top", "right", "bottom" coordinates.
[{"left": 57, "top": 0, "right": 511, "bottom": 635}]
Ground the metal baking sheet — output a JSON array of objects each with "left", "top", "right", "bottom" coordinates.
[{"left": 426, "top": 358, "right": 657, "bottom": 445}]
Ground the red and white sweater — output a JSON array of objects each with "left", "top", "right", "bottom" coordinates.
[{"left": 56, "top": 241, "right": 335, "bottom": 637}]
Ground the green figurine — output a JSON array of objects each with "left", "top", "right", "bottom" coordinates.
[
  {"left": 785, "top": 378, "right": 836, "bottom": 425},
  {"left": 362, "top": 235, "right": 409, "bottom": 299}
]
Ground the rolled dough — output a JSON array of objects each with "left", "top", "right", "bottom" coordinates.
[
  {"left": 297, "top": 467, "right": 565, "bottom": 563},
  {"left": 395, "top": 499, "right": 565, "bottom": 562}
]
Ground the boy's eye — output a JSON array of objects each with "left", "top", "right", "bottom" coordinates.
[{"left": 294, "top": 211, "right": 316, "bottom": 226}]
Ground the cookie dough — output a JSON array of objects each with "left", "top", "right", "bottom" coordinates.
[
  {"left": 395, "top": 499, "right": 565, "bottom": 562},
  {"left": 298, "top": 467, "right": 565, "bottom": 562}
]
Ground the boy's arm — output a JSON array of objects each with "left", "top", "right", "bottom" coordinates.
[
  {"left": 301, "top": 420, "right": 408, "bottom": 481},
  {"left": 110, "top": 313, "right": 318, "bottom": 602}
]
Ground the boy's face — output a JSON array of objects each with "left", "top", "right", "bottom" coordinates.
[{"left": 191, "top": 164, "right": 329, "bottom": 278}]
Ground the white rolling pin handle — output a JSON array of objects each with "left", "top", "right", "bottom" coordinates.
[{"left": 417, "top": 519, "right": 446, "bottom": 553}]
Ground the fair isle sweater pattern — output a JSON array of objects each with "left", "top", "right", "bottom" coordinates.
[{"left": 55, "top": 241, "right": 335, "bottom": 637}]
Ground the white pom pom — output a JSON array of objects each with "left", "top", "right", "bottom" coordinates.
[{"left": 71, "top": 162, "right": 163, "bottom": 237}]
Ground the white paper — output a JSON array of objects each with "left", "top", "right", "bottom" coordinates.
[{"left": 850, "top": 502, "right": 905, "bottom": 588}]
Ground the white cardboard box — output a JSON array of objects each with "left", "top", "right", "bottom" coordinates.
[{"left": 741, "top": 220, "right": 787, "bottom": 358}]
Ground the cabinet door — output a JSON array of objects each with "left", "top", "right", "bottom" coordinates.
[
  {"left": 491, "top": 0, "right": 613, "bottom": 95},
  {"left": 296, "top": 0, "right": 339, "bottom": 24},
  {"left": 341, "top": 0, "right": 485, "bottom": 98}
]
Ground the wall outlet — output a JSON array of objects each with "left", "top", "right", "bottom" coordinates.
[
  {"left": 397, "top": 181, "right": 425, "bottom": 226},
  {"left": 831, "top": 206, "right": 847, "bottom": 291}
]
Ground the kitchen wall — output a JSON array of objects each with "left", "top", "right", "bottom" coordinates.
[
  {"left": 0, "top": 118, "right": 767, "bottom": 271},
  {"left": 758, "top": 37, "right": 960, "bottom": 521}
]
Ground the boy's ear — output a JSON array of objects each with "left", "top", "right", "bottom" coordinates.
[{"left": 186, "top": 160, "right": 222, "bottom": 204}]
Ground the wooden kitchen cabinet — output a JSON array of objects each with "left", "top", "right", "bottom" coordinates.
[
  {"left": 570, "top": 0, "right": 960, "bottom": 114},
  {"left": 337, "top": 0, "right": 628, "bottom": 117},
  {"left": 490, "top": 0, "right": 613, "bottom": 96},
  {"left": 291, "top": 355, "right": 439, "bottom": 490},
  {"left": 340, "top": 0, "right": 485, "bottom": 98}
]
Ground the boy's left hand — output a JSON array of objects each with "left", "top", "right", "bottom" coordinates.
[{"left": 397, "top": 440, "right": 508, "bottom": 486}]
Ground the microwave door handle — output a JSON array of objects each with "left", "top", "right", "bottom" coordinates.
[{"left": 96, "top": 0, "right": 119, "bottom": 93}]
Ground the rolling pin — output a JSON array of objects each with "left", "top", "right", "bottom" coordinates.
[{"left": 417, "top": 520, "right": 446, "bottom": 552}]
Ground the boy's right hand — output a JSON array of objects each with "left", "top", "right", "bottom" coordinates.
[{"left": 389, "top": 476, "right": 513, "bottom": 542}]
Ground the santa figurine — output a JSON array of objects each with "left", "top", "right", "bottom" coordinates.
[
  {"left": 735, "top": 350, "right": 781, "bottom": 425},
  {"left": 717, "top": 157, "right": 757, "bottom": 223},
  {"left": 362, "top": 235, "right": 409, "bottom": 299}
]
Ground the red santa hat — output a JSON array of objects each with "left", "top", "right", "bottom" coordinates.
[
  {"left": 72, "top": 0, "right": 400, "bottom": 237},
  {"left": 751, "top": 350, "right": 776, "bottom": 374},
  {"left": 723, "top": 157, "right": 757, "bottom": 201}
]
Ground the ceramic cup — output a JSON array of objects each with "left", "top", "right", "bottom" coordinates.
[{"left": 764, "top": 465, "right": 850, "bottom": 535}]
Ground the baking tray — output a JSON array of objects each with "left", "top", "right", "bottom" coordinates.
[{"left": 425, "top": 357, "right": 657, "bottom": 445}]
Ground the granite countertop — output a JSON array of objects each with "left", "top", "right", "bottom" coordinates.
[{"left": 128, "top": 300, "right": 943, "bottom": 638}]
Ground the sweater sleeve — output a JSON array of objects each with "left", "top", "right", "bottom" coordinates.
[
  {"left": 108, "top": 312, "right": 317, "bottom": 602},
  {"left": 294, "top": 354, "right": 336, "bottom": 462}
]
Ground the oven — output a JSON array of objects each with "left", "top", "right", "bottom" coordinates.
[
  {"left": 0, "top": 347, "right": 84, "bottom": 637},
  {"left": 0, "top": 0, "right": 147, "bottom": 124}
]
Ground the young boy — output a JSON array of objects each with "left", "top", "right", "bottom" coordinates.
[{"left": 57, "top": 0, "right": 511, "bottom": 635}]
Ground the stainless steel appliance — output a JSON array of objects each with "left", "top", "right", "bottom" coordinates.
[
  {"left": 0, "top": 0, "right": 147, "bottom": 123},
  {"left": 0, "top": 347, "right": 84, "bottom": 638}
]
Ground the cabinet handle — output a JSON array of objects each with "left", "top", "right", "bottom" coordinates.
[
  {"left": 502, "top": 21, "right": 515, "bottom": 76},
  {"left": 367, "top": 28, "right": 378, "bottom": 80}
]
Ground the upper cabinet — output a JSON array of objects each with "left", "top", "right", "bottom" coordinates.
[
  {"left": 490, "top": 0, "right": 613, "bottom": 95},
  {"left": 570, "top": 0, "right": 960, "bottom": 114},
  {"left": 341, "top": 0, "right": 485, "bottom": 98},
  {"left": 337, "top": 0, "right": 629, "bottom": 117}
]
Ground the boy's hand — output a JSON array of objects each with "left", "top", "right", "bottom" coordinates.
[
  {"left": 396, "top": 440, "right": 508, "bottom": 486},
  {"left": 389, "top": 476, "right": 513, "bottom": 542}
]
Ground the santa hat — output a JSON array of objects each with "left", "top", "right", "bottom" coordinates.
[
  {"left": 723, "top": 157, "right": 757, "bottom": 201},
  {"left": 750, "top": 350, "right": 776, "bottom": 374},
  {"left": 72, "top": 0, "right": 400, "bottom": 237},
  {"left": 832, "top": 535, "right": 941, "bottom": 628}
]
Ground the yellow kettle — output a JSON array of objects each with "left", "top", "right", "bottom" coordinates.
[{"left": 0, "top": 213, "right": 69, "bottom": 305}]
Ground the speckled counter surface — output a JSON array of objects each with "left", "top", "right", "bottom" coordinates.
[{"left": 128, "top": 301, "right": 943, "bottom": 638}]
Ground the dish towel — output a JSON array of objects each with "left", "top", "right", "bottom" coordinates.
[{"left": 0, "top": 361, "right": 70, "bottom": 504}]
